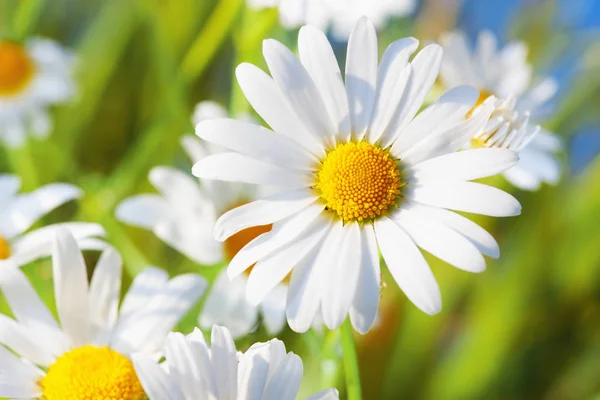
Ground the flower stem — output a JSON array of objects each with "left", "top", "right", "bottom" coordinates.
[{"left": 340, "top": 319, "right": 363, "bottom": 400}]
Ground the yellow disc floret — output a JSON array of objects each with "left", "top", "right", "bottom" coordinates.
[
  {"left": 315, "top": 141, "right": 403, "bottom": 222},
  {"left": 0, "top": 235, "right": 10, "bottom": 260},
  {"left": 40, "top": 345, "right": 146, "bottom": 400},
  {"left": 0, "top": 41, "right": 35, "bottom": 96}
]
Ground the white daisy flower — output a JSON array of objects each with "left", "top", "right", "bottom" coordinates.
[
  {"left": 192, "top": 17, "right": 522, "bottom": 334},
  {"left": 132, "top": 325, "right": 339, "bottom": 400},
  {"left": 0, "top": 229, "right": 206, "bottom": 399},
  {"left": 116, "top": 101, "right": 290, "bottom": 339},
  {"left": 0, "top": 174, "right": 106, "bottom": 267},
  {"left": 440, "top": 30, "right": 562, "bottom": 191},
  {"left": 247, "top": 0, "right": 416, "bottom": 40},
  {"left": 0, "top": 38, "right": 75, "bottom": 147}
]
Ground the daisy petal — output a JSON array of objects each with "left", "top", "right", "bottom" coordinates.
[
  {"left": 374, "top": 217, "right": 441, "bottom": 315},
  {"left": 53, "top": 229, "right": 91, "bottom": 347},
  {"left": 260, "top": 285, "right": 288, "bottom": 336},
  {"left": 192, "top": 152, "right": 311, "bottom": 187},
  {"left": 367, "top": 37, "right": 419, "bottom": 143},
  {"left": 132, "top": 353, "right": 183, "bottom": 400},
  {"left": 164, "top": 332, "right": 206, "bottom": 397},
  {"left": 349, "top": 224, "right": 380, "bottom": 334},
  {"left": 298, "top": 25, "right": 350, "bottom": 144},
  {"left": 0, "top": 183, "right": 82, "bottom": 239},
  {"left": 88, "top": 248, "right": 122, "bottom": 340},
  {"left": 0, "top": 315, "right": 54, "bottom": 366},
  {"left": 0, "top": 174, "right": 20, "bottom": 206},
  {"left": 263, "top": 39, "right": 334, "bottom": 143},
  {"left": 410, "top": 148, "right": 519, "bottom": 183},
  {"left": 261, "top": 353, "right": 303, "bottom": 400},
  {"left": 214, "top": 189, "right": 317, "bottom": 242},
  {"left": 115, "top": 195, "right": 168, "bottom": 229},
  {"left": 322, "top": 222, "right": 362, "bottom": 330},
  {"left": 408, "top": 181, "right": 522, "bottom": 217},
  {"left": 0, "top": 345, "right": 44, "bottom": 397},
  {"left": 196, "top": 118, "right": 316, "bottom": 170},
  {"left": 118, "top": 267, "right": 169, "bottom": 319},
  {"left": 211, "top": 325, "right": 238, "bottom": 400},
  {"left": 246, "top": 216, "right": 330, "bottom": 305},
  {"left": 235, "top": 63, "right": 324, "bottom": 157},
  {"left": 346, "top": 16, "right": 378, "bottom": 140},
  {"left": 394, "top": 207, "right": 486, "bottom": 272}
]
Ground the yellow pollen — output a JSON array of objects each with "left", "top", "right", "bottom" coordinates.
[
  {"left": 0, "top": 235, "right": 10, "bottom": 260},
  {"left": 0, "top": 41, "right": 35, "bottom": 96},
  {"left": 315, "top": 141, "right": 403, "bottom": 222},
  {"left": 40, "top": 345, "right": 146, "bottom": 400}
]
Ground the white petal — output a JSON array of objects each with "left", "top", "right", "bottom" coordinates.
[
  {"left": 383, "top": 44, "right": 443, "bottom": 147},
  {"left": 367, "top": 37, "right": 419, "bottom": 143},
  {"left": 196, "top": 119, "right": 316, "bottom": 170},
  {"left": 393, "top": 206, "right": 486, "bottom": 272},
  {"left": 286, "top": 235, "right": 329, "bottom": 333},
  {"left": 0, "top": 345, "right": 44, "bottom": 397},
  {"left": 263, "top": 39, "right": 335, "bottom": 144},
  {"left": 260, "top": 285, "right": 288, "bottom": 336},
  {"left": 408, "top": 181, "right": 522, "bottom": 217},
  {"left": 0, "top": 174, "right": 20, "bottom": 207},
  {"left": 211, "top": 325, "right": 238, "bottom": 400},
  {"left": 261, "top": 353, "right": 303, "bottom": 400},
  {"left": 0, "top": 183, "right": 82, "bottom": 239},
  {"left": 214, "top": 189, "right": 317, "bottom": 242},
  {"left": 228, "top": 203, "right": 325, "bottom": 279},
  {"left": 345, "top": 16, "right": 378, "bottom": 140},
  {"left": 410, "top": 148, "right": 519, "bottom": 183},
  {"left": 349, "top": 224, "right": 380, "bottom": 334},
  {"left": 0, "top": 315, "right": 55, "bottom": 366},
  {"left": 391, "top": 85, "right": 478, "bottom": 153},
  {"left": 199, "top": 271, "right": 258, "bottom": 339},
  {"left": 115, "top": 195, "right": 168, "bottom": 229},
  {"left": 133, "top": 353, "right": 184, "bottom": 400},
  {"left": 396, "top": 98, "right": 494, "bottom": 164},
  {"left": 149, "top": 166, "right": 211, "bottom": 206},
  {"left": 235, "top": 63, "right": 324, "bottom": 157},
  {"left": 118, "top": 267, "right": 168, "bottom": 318},
  {"left": 411, "top": 204, "right": 499, "bottom": 258},
  {"left": 52, "top": 229, "right": 91, "bottom": 347},
  {"left": 374, "top": 217, "right": 441, "bottom": 315},
  {"left": 246, "top": 216, "right": 329, "bottom": 305},
  {"left": 163, "top": 332, "right": 207, "bottom": 398},
  {"left": 503, "top": 165, "right": 542, "bottom": 191},
  {"left": 88, "top": 248, "right": 122, "bottom": 341},
  {"left": 0, "top": 267, "right": 66, "bottom": 356},
  {"left": 113, "top": 273, "right": 207, "bottom": 354},
  {"left": 439, "top": 31, "right": 479, "bottom": 88},
  {"left": 298, "top": 25, "right": 350, "bottom": 143},
  {"left": 192, "top": 152, "right": 311, "bottom": 187},
  {"left": 517, "top": 146, "right": 561, "bottom": 184},
  {"left": 322, "top": 222, "right": 361, "bottom": 330},
  {"left": 191, "top": 100, "right": 228, "bottom": 124}
]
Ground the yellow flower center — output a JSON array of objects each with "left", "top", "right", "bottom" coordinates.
[
  {"left": 315, "top": 141, "right": 403, "bottom": 222},
  {"left": 0, "top": 235, "right": 10, "bottom": 260},
  {"left": 40, "top": 346, "right": 146, "bottom": 400},
  {"left": 0, "top": 41, "right": 35, "bottom": 96}
]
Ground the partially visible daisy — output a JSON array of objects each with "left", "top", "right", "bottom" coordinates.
[
  {"left": 0, "top": 38, "right": 75, "bottom": 147},
  {"left": 0, "top": 229, "right": 206, "bottom": 399},
  {"left": 116, "top": 101, "right": 289, "bottom": 338},
  {"left": 247, "top": 0, "right": 416, "bottom": 39},
  {"left": 0, "top": 174, "right": 106, "bottom": 267},
  {"left": 133, "top": 325, "right": 339, "bottom": 400},
  {"left": 193, "top": 18, "right": 521, "bottom": 334},
  {"left": 440, "top": 30, "right": 562, "bottom": 190}
]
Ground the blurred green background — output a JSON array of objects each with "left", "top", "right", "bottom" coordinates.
[{"left": 1, "top": 0, "right": 600, "bottom": 398}]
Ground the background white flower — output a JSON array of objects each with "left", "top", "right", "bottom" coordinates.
[
  {"left": 440, "top": 30, "right": 562, "bottom": 190},
  {"left": 0, "top": 229, "right": 206, "bottom": 399},
  {"left": 247, "top": 0, "right": 417, "bottom": 39},
  {"left": 0, "top": 174, "right": 105, "bottom": 267},
  {"left": 133, "top": 325, "right": 339, "bottom": 400},
  {"left": 116, "top": 101, "right": 291, "bottom": 339},
  {"left": 193, "top": 18, "right": 521, "bottom": 334},
  {"left": 0, "top": 38, "right": 75, "bottom": 147}
]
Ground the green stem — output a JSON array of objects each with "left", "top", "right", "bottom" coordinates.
[
  {"left": 6, "top": 143, "right": 39, "bottom": 190},
  {"left": 13, "top": 0, "right": 46, "bottom": 40},
  {"left": 180, "top": 0, "right": 244, "bottom": 84},
  {"left": 340, "top": 319, "right": 363, "bottom": 400}
]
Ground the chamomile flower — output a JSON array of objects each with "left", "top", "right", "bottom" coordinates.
[
  {"left": 0, "top": 174, "right": 105, "bottom": 267},
  {"left": 247, "top": 0, "right": 416, "bottom": 39},
  {"left": 132, "top": 325, "right": 339, "bottom": 400},
  {"left": 0, "top": 38, "right": 75, "bottom": 147},
  {"left": 440, "top": 30, "right": 562, "bottom": 191},
  {"left": 0, "top": 229, "right": 206, "bottom": 399},
  {"left": 192, "top": 18, "right": 522, "bottom": 334},
  {"left": 116, "top": 101, "right": 290, "bottom": 338}
]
